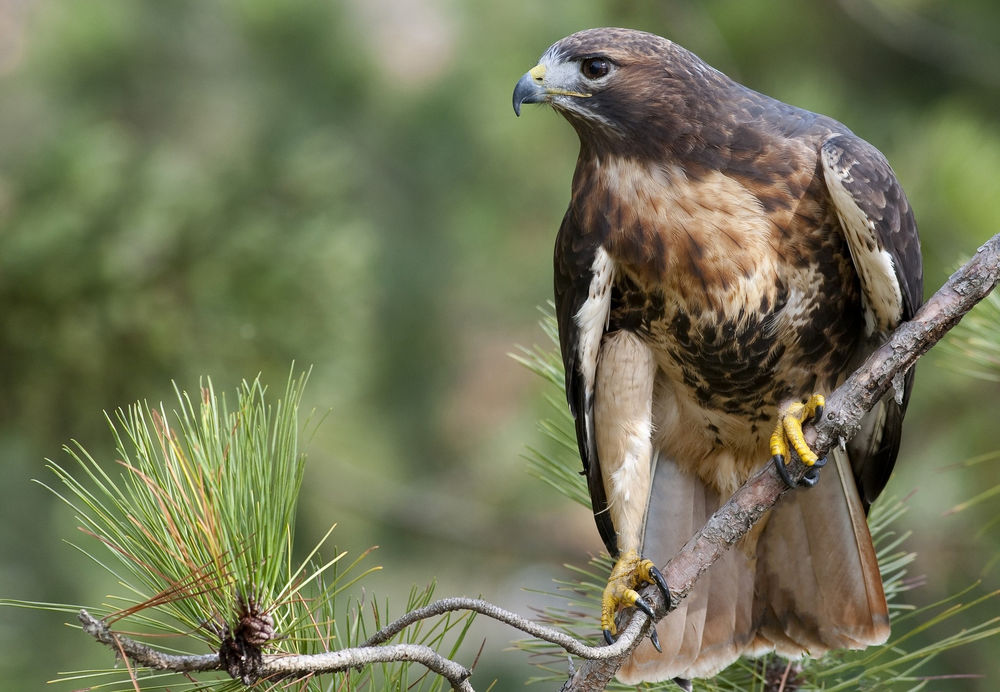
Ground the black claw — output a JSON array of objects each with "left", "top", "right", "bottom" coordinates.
[
  {"left": 603, "top": 628, "right": 615, "bottom": 646},
  {"left": 649, "top": 626, "right": 662, "bottom": 653},
  {"left": 800, "top": 466, "right": 821, "bottom": 487},
  {"left": 800, "top": 455, "right": 828, "bottom": 487},
  {"left": 772, "top": 454, "right": 796, "bottom": 488},
  {"left": 813, "top": 404, "right": 824, "bottom": 425},
  {"left": 633, "top": 595, "right": 655, "bottom": 620},
  {"left": 649, "top": 565, "right": 671, "bottom": 604},
  {"left": 672, "top": 677, "right": 693, "bottom": 692},
  {"left": 774, "top": 453, "right": 828, "bottom": 488}
]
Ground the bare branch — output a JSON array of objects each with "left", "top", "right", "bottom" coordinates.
[
  {"left": 78, "top": 609, "right": 221, "bottom": 673},
  {"left": 262, "top": 645, "right": 474, "bottom": 692},
  {"left": 79, "top": 609, "right": 474, "bottom": 692},
  {"left": 561, "top": 234, "right": 1000, "bottom": 690},
  {"left": 364, "top": 596, "right": 636, "bottom": 660}
]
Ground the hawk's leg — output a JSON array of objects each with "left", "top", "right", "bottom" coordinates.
[
  {"left": 601, "top": 549, "right": 670, "bottom": 648},
  {"left": 593, "top": 331, "right": 666, "bottom": 649},
  {"left": 770, "top": 394, "right": 828, "bottom": 488}
]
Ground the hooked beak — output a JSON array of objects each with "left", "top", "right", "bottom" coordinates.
[{"left": 513, "top": 64, "right": 548, "bottom": 116}]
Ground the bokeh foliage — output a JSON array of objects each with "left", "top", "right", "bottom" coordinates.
[{"left": 2, "top": 1, "right": 999, "bottom": 689}]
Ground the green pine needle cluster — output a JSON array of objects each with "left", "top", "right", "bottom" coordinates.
[
  {"left": 42, "top": 372, "right": 324, "bottom": 639},
  {"left": 6, "top": 370, "right": 473, "bottom": 691},
  {"left": 515, "top": 310, "right": 1000, "bottom": 690}
]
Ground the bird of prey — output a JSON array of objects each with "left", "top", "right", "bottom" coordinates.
[{"left": 513, "top": 28, "right": 922, "bottom": 683}]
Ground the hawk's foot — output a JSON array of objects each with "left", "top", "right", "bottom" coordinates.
[
  {"left": 770, "top": 394, "right": 827, "bottom": 488},
  {"left": 601, "top": 549, "right": 669, "bottom": 650}
]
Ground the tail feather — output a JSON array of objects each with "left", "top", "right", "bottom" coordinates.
[
  {"left": 618, "top": 455, "right": 706, "bottom": 682},
  {"left": 633, "top": 460, "right": 703, "bottom": 666},
  {"left": 670, "top": 470, "right": 710, "bottom": 672},
  {"left": 693, "top": 546, "right": 755, "bottom": 676},
  {"left": 756, "top": 449, "right": 889, "bottom": 653},
  {"left": 617, "top": 450, "right": 888, "bottom": 683},
  {"left": 619, "top": 454, "right": 757, "bottom": 683}
]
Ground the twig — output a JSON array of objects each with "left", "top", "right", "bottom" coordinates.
[
  {"left": 78, "top": 610, "right": 475, "bottom": 691},
  {"left": 364, "top": 597, "right": 633, "bottom": 659},
  {"left": 83, "top": 596, "right": 636, "bottom": 690},
  {"left": 561, "top": 234, "right": 1000, "bottom": 690},
  {"left": 78, "top": 609, "right": 221, "bottom": 673},
  {"left": 262, "top": 645, "right": 474, "bottom": 691}
]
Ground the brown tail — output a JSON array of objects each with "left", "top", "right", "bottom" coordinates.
[{"left": 617, "top": 449, "right": 888, "bottom": 684}]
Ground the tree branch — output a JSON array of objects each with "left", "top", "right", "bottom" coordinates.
[
  {"left": 78, "top": 610, "right": 474, "bottom": 691},
  {"left": 364, "top": 597, "right": 634, "bottom": 659},
  {"left": 76, "top": 233, "right": 1000, "bottom": 692},
  {"left": 561, "top": 232, "right": 1000, "bottom": 690},
  {"left": 79, "top": 609, "right": 222, "bottom": 673},
  {"left": 261, "top": 645, "right": 474, "bottom": 692}
]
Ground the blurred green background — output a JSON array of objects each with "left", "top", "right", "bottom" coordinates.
[{"left": 2, "top": 0, "right": 999, "bottom": 689}]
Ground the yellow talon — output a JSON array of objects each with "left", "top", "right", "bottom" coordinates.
[
  {"left": 769, "top": 423, "right": 789, "bottom": 461},
  {"left": 770, "top": 394, "right": 828, "bottom": 488},
  {"left": 636, "top": 558, "right": 658, "bottom": 584},
  {"left": 600, "top": 550, "right": 640, "bottom": 635},
  {"left": 771, "top": 394, "right": 824, "bottom": 466},
  {"left": 600, "top": 550, "right": 670, "bottom": 643}
]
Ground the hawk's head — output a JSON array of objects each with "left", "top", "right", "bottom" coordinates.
[{"left": 513, "top": 28, "right": 732, "bottom": 156}]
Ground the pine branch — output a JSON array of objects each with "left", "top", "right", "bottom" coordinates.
[
  {"left": 364, "top": 597, "right": 629, "bottom": 659},
  {"left": 79, "top": 609, "right": 221, "bottom": 673},
  {"left": 78, "top": 609, "right": 475, "bottom": 691}
]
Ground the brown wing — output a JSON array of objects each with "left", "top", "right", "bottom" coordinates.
[
  {"left": 822, "top": 134, "right": 923, "bottom": 509},
  {"left": 553, "top": 207, "right": 620, "bottom": 556}
]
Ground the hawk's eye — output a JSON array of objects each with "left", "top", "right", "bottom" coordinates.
[{"left": 580, "top": 57, "right": 610, "bottom": 80}]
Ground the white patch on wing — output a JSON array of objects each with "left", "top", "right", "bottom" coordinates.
[
  {"left": 822, "top": 148, "right": 904, "bottom": 335},
  {"left": 575, "top": 246, "right": 615, "bottom": 406}
]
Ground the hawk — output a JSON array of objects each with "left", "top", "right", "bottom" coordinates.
[{"left": 513, "top": 28, "right": 922, "bottom": 683}]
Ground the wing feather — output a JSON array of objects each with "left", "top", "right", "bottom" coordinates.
[
  {"left": 821, "top": 134, "right": 923, "bottom": 507},
  {"left": 821, "top": 134, "right": 922, "bottom": 323},
  {"left": 554, "top": 208, "right": 619, "bottom": 555}
]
